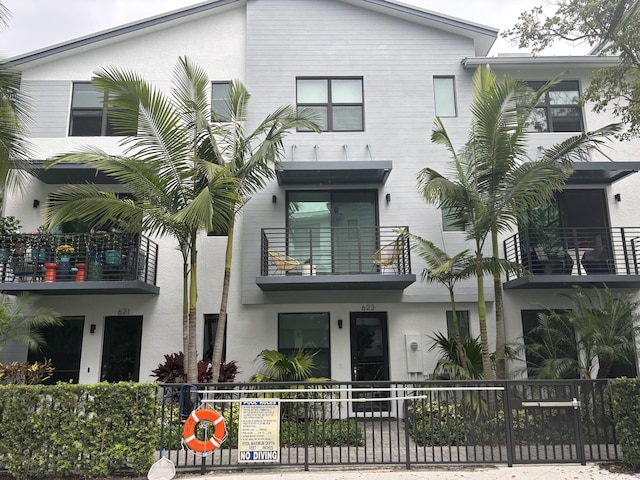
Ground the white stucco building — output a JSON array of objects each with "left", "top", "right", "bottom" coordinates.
[{"left": 1, "top": 0, "right": 638, "bottom": 389}]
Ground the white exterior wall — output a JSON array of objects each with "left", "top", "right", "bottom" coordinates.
[{"left": 3, "top": 0, "right": 638, "bottom": 384}]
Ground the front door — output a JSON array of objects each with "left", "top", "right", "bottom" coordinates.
[
  {"left": 101, "top": 316, "right": 143, "bottom": 382},
  {"left": 350, "top": 312, "right": 390, "bottom": 412}
]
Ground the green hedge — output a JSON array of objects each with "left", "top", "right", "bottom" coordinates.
[
  {"left": 0, "top": 382, "right": 159, "bottom": 479},
  {"left": 607, "top": 378, "right": 640, "bottom": 469}
]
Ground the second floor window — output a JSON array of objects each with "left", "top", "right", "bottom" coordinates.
[
  {"left": 211, "top": 81, "right": 232, "bottom": 122},
  {"left": 526, "top": 80, "right": 583, "bottom": 133},
  {"left": 69, "top": 83, "right": 135, "bottom": 137},
  {"left": 296, "top": 77, "right": 364, "bottom": 131}
]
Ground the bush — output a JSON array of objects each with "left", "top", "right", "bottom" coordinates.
[
  {"left": 607, "top": 378, "right": 640, "bottom": 469},
  {"left": 150, "top": 351, "right": 213, "bottom": 383},
  {"left": 407, "top": 400, "right": 466, "bottom": 446},
  {"left": 0, "top": 382, "right": 158, "bottom": 478},
  {"left": 0, "top": 360, "right": 54, "bottom": 385}
]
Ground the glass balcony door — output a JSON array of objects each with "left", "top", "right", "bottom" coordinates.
[{"left": 287, "top": 191, "right": 377, "bottom": 274}]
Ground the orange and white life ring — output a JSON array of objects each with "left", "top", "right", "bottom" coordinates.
[{"left": 182, "top": 408, "right": 227, "bottom": 453}]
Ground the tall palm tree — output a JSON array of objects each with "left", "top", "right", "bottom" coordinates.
[
  {"left": 421, "top": 65, "right": 621, "bottom": 379},
  {"left": 0, "top": 1, "right": 31, "bottom": 193},
  {"left": 206, "top": 82, "right": 319, "bottom": 384},
  {"left": 45, "top": 57, "right": 239, "bottom": 382}
]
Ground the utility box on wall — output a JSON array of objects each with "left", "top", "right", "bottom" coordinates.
[{"left": 404, "top": 334, "right": 423, "bottom": 373}]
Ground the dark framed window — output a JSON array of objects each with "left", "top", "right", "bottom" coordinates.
[
  {"left": 203, "top": 314, "right": 226, "bottom": 362},
  {"left": 211, "top": 81, "right": 232, "bottom": 122},
  {"left": 446, "top": 310, "right": 470, "bottom": 339},
  {"left": 278, "top": 312, "right": 330, "bottom": 378},
  {"left": 525, "top": 80, "right": 583, "bottom": 133},
  {"left": 434, "top": 76, "right": 456, "bottom": 117},
  {"left": 69, "top": 82, "right": 135, "bottom": 137},
  {"left": 442, "top": 206, "right": 465, "bottom": 232},
  {"left": 296, "top": 77, "right": 364, "bottom": 131}
]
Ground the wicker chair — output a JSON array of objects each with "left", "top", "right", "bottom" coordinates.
[
  {"left": 268, "top": 250, "right": 300, "bottom": 275},
  {"left": 371, "top": 238, "right": 403, "bottom": 273}
]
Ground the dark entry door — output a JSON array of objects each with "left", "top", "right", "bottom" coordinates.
[
  {"left": 101, "top": 316, "right": 143, "bottom": 382},
  {"left": 350, "top": 312, "right": 390, "bottom": 412}
]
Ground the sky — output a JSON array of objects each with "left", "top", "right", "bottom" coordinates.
[{"left": 0, "top": 0, "right": 585, "bottom": 58}]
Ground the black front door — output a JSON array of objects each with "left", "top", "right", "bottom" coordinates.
[
  {"left": 101, "top": 316, "right": 142, "bottom": 382},
  {"left": 350, "top": 312, "right": 390, "bottom": 412}
]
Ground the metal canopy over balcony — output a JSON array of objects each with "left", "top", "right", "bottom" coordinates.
[
  {"left": 32, "top": 162, "right": 119, "bottom": 185},
  {"left": 566, "top": 162, "right": 640, "bottom": 185},
  {"left": 257, "top": 226, "right": 416, "bottom": 291},
  {"left": 275, "top": 161, "right": 392, "bottom": 186},
  {"left": 503, "top": 227, "right": 640, "bottom": 289}
]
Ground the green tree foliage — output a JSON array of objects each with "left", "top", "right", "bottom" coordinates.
[
  {"left": 420, "top": 66, "right": 619, "bottom": 379},
  {"left": 524, "top": 287, "right": 639, "bottom": 379},
  {"left": 0, "top": 293, "right": 61, "bottom": 352},
  {"left": 45, "top": 57, "right": 240, "bottom": 382},
  {"left": 504, "top": 0, "right": 640, "bottom": 140},
  {"left": 250, "top": 349, "right": 317, "bottom": 382}
]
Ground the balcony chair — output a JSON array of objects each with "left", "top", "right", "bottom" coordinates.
[
  {"left": 268, "top": 250, "right": 300, "bottom": 275},
  {"left": 581, "top": 235, "right": 615, "bottom": 274},
  {"left": 371, "top": 238, "right": 404, "bottom": 273}
]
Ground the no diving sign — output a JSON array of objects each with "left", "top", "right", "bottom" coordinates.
[{"left": 238, "top": 399, "right": 280, "bottom": 464}]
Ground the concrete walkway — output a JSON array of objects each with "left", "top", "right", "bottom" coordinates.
[{"left": 176, "top": 464, "right": 639, "bottom": 479}]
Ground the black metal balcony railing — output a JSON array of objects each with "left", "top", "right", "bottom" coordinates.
[
  {"left": 260, "top": 226, "right": 411, "bottom": 276},
  {"left": 0, "top": 233, "right": 158, "bottom": 285},
  {"left": 503, "top": 227, "right": 640, "bottom": 280}
]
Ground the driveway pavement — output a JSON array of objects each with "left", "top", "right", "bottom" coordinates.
[{"left": 176, "top": 463, "right": 639, "bottom": 479}]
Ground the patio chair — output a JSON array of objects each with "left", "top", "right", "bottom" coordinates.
[
  {"left": 268, "top": 250, "right": 300, "bottom": 275},
  {"left": 371, "top": 238, "right": 404, "bottom": 273}
]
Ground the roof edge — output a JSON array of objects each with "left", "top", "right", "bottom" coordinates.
[
  {"left": 4, "top": 0, "right": 244, "bottom": 67},
  {"left": 462, "top": 55, "right": 621, "bottom": 69}
]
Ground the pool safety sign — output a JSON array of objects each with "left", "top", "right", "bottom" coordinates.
[{"left": 238, "top": 399, "right": 281, "bottom": 463}]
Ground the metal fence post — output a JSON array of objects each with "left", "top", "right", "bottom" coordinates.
[{"left": 502, "top": 381, "right": 515, "bottom": 467}]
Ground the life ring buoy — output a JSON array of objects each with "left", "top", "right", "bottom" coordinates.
[{"left": 182, "top": 408, "right": 227, "bottom": 453}]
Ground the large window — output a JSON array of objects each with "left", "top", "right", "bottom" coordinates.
[
  {"left": 287, "top": 190, "right": 377, "bottom": 274},
  {"left": 278, "top": 313, "right": 330, "bottom": 378},
  {"left": 525, "top": 80, "right": 583, "bottom": 133},
  {"left": 211, "top": 81, "right": 232, "bottom": 122},
  {"left": 69, "top": 83, "right": 134, "bottom": 136},
  {"left": 28, "top": 316, "right": 84, "bottom": 384},
  {"left": 296, "top": 77, "right": 364, "bottom": 131},
  {"left": 433, "top": 76, "right": 456, "bottom": 117},
  {"left": 446, "top": 310, "right": 470, "bottom": 339}
]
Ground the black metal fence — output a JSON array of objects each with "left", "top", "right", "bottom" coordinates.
[{"left": 158, "top": 380, "right": 620, "bottom": 474}]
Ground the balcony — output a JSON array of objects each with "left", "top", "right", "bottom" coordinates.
[
  {"left": 503, "top": 227, "right": 640, "bottom": 289},
  {"left": 257, "top": 226, "right": 416, "bottom": 291},
  {"left": 0, "top": 233, "right": 159, "bottom": 295}
]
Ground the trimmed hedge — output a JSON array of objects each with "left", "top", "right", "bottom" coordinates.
[
  {"left": 607, "top": 377, "right": 640, "bottom": 469},
  {"left": 0, "top": 382, "right": 159, "bottom": 479}
]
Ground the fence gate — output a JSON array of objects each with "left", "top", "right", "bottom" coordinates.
[{"left": 506, "top": 381, "right": 585, "bottom": 464}]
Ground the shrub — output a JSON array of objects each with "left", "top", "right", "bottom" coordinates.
[
  {"left": 0, "top": 359, "right": 54, "bottom": 385},
  {"left": 607, "top": 378, "right": 640, "bottom": 469},
  {"left": 151, "top": 351, "right": 213, "bottom": 383}
]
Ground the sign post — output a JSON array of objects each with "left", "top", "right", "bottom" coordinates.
[{"left": 238, "top": 399, "right": 281, "bottom": 463}]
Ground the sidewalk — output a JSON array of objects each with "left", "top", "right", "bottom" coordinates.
[{"left": 176, "top": 463, "right": 639, "bottom": 479}]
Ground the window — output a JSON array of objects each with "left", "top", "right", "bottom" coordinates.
[
  {"left": 296, "top": 77, "right": 363, "bottom": 131},
  {"left": 211, "top": 81, "right": 231, "bottom": 122},
  {"left": 28, "top": 316, "right": 84, "bottom": 384},
  {"left": 434, "top": 76, "right": 456, "bottom": 117},
  {"left": 446, "top": 310, "right": 470, "bottom": 339},
  {"left": 203, "top": 314, "right": 226, "bottom": 362},
  {"left": 525, "top": 81, "right": 583, "bottom": 133},
  {"left": 442, "top": 206, "right": 465, "bottom": 231},
  {"left": 278, "top": 313, "right": 330, "bottom": 378},
  {"left": 287, "top": 190, "right": 377, "bottom": 274},
  {"left": 69, "top": 83, "right": 134, "bottom": 136}
]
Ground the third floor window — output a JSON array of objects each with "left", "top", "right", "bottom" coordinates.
[
  {"left": 525, "top": 80, "right": 583, "bottom": 133},
  {"left": 69, "top": 82, "right": 135, "bottom": 137},
  {"left": 296, "top": 77, "right": 364, "bottom": 132}
]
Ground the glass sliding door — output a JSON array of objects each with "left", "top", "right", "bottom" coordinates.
[{"left": 287, "top": 190, "right": 377, "bottom": 274}]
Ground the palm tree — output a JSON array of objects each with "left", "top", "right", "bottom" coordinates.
[
  {"left": 421, "top": 65, "right": 621, "bottom": 379},
  {"left": 525, "top": 287, "right": 639, "bottom": 379},
  {"left": 45, "top": 57, "right": 239, "bottom": 382},
  {"left": 206, "top": 82, "right": 319, "bottom": 384},
  {"left": 400, "top": 231, "right": 475, "bottom": 366},
  {"left": 0, "top": 1, "right": 31, "bottom": 193},
  {"left": 0, "top": 294, "right": 61, "bottom": 352}
]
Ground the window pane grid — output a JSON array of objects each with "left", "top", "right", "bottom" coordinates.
[
  {"left": 70, "top": 82, "right": 133, "bottom": 137},
  {"left": 297, "top": 77, "right": 363, "bottom": 132},
  {"left": 526, "top": 80, "right": 583, "bottom": 133}
]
